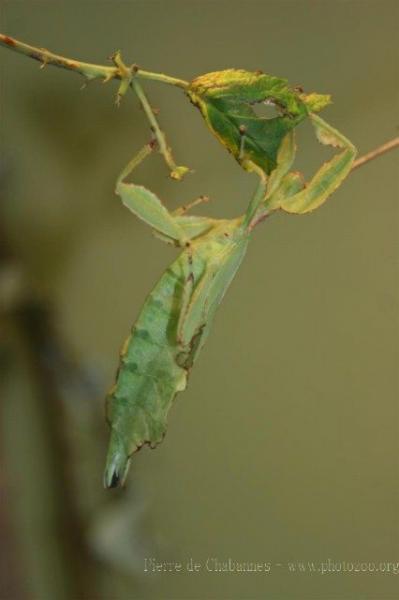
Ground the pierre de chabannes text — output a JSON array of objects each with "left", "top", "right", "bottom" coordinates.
[{"left": 144, "top": 557, "right": 399, "bottom": 575}]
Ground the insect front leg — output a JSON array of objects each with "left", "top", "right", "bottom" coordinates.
[
  {"left": 130, "top": 77, "right": 190, "bottom": 181},
  {"left": 116, "top": 140, "right": 155, "bottom": 184},
  {"left": 117, "top": 140, "right": 219, "bottom": 245},
  {"left": 278, "top": 114, "right": 357, "bottom": 214},
  {"left": 117, "top": 144, "right": 190, "bottom": 246}
]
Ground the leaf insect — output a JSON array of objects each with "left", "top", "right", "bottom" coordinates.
[
  {"left": 104, "top": 69, "right": 357, "bottom": 488},
  {"left": 1, "top": 36, "right": 396, "bottom": 492}
]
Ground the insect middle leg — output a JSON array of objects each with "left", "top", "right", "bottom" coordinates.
[{"left": 173, "top": 195, "right": 210, "bottom": 217}]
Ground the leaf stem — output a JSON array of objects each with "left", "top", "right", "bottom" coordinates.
[{"left": 0, "top": 33, "right": 188, "bottom": 88}]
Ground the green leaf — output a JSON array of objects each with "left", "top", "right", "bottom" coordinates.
[{"left": 187, "top": 69, "right": 331, "bottom": 174}]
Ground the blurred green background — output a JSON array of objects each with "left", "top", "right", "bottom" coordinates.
[{"left": 0, "top": 1, "right": 398, "bottom": 599}]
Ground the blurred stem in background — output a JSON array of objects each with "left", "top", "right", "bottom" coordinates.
[
  {"left": 0, "top": 164, "right": 149, "bottom": 598},
  {"left": 0, "top": 188, "right": 96, "bottom": 597}
]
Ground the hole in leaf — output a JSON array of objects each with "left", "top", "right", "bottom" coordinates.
[
  {"left": 294, "top": 120, "right": 333, "bottom": 180},
  {"left": 252, "top": 101, "right": 280, "bottom": 120}
]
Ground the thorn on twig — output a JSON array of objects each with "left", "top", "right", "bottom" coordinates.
[
  {"left": 79, "top": 73, "right": 97, "bottom": 89},
  {"left": 149, "top": 137, "right": 158, "bottom": 151},
  {"left": 107, "top": 51, "right": 118, "bottom": 63},
  {"left": 102, "top": 72, "right": 114, "bottom": 84},
  {"left": 80, "top": 77, "right": 90, "bottom": 90},
  {"left": 39, "top": 48, "right": 49, "bottom": 69}
]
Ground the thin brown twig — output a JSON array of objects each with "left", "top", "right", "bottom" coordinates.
[{"left": 351, "top": 137, "right": 399, "bottom": 171}]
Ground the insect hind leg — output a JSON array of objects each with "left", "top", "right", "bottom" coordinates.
[{"left": 279, "top": 114, "right": 357, "bottom": 214}]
